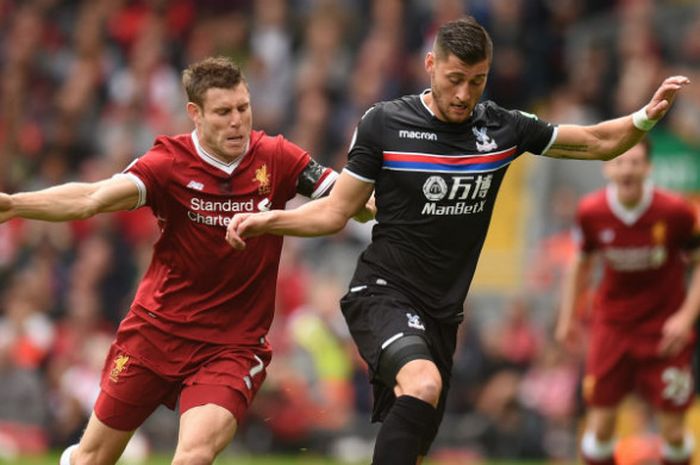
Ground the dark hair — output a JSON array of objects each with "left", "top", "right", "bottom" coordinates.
[
  {"left": 434, "top": 16, "right": 493, "bottom": 64},
  {"left": 182, "top": 56, "right": 246, "bottom": 107}
]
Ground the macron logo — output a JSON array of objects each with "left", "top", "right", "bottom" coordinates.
[
  {"left": 399, "top": 130, "right": 437, "bottom": 141},
  {"left": 187, "top": 180, "right": 204, "bottom": 191}
]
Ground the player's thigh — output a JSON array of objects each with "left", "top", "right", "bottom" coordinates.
[
  {"left": 174, "top": 403, "right": 237, "bottom": 461},
  {"left": 585, "top": 326, "right": 633, "bottom": 407},
  {"left": 74, "top": 412, "right": 134, "bottom": 465},
  {"left": 340, "top": 285, "right": 433, "bottom": 382},
  {"left": 182, "top": 346, "right": 270, "bottom": 422},
  {"left": 99, "top": 347, "right": 179, "bottom": 429},
  {"left": 637, "top": 345, "right": 694, "bottom": 412}
]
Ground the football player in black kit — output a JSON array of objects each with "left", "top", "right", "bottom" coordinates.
[{"left": 226, "top": 16, "right": 690, "bottom": 465}]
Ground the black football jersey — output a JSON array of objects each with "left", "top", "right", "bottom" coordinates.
[{"left": 344, "top": 92, "right": 556, "bottom": 322}]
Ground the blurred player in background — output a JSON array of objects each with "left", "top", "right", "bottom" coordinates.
[
  {"left": 556, "top": 140, "right": 700, "bottom": 465},
  {"left": 225, "top": 16, "right": 690, "bottom": 465},
  {"left": 0, "top": 56, "right": 371, "bottom": 465}
]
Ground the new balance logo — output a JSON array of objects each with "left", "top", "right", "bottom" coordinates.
[
  {"left": 187, "top": 180, "right": 204, "bottom": 191},
  {"left": 399, "top": 130, "right": 437, "bottom": 141}
]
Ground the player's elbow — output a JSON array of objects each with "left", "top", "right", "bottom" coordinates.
[
  {"left": 324, "top": 215, "right": 350, "bottom": 234},
  {"left": 74, "top": 198, "right": 102, "bottom": 219}
]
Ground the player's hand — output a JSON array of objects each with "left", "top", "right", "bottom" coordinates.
[
  {"left": 644, "top": 75, "right": 691, "bottom": 121},
  {"left": 225, "top": 212, "right": 272, "bottom": 250},
  {"left": 226, "top": 213, "right": 252, "bottom": 250},
  {"left": 658, "top": 310, "right": 694, "bottom": 357},
  {"left": 0, "top": 193, "right": 14, "bottom": 223}
]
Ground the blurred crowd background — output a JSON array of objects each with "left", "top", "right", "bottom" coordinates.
[{"left": 1, "top": 0, "right": 700, "bottom": 463}]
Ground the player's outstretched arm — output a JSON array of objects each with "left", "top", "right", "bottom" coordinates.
[
  {"left": 0, "top": 175, "right": 140, "bottom": 223},
  {"left": 545, "top": 76, "right": 690, "bottom": 161},
  {"left": 659, "top": 258, "right": 700, "bottom": 357},
  {"left": 226, "top": 171, "right": 373, "bottom": 250},
  {"left": 555, "top": 252, "right": 594, "bottom": 348}
]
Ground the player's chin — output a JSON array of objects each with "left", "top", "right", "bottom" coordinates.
[
  {"left": 447, "top": 114, "right": 471, "bottom": 124},
  {"left": 223, "top": 146, "right": 245, "bottom": 159},
  {"left": 447, "top": 109, "right": 471, "bottom": 123}
]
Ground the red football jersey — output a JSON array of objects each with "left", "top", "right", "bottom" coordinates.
[
  {"left": 576, "top": 183, "right": 698, "bottom": 334},
  {"left": 121, "top": 130, "right": 312, "bottom": 345}
]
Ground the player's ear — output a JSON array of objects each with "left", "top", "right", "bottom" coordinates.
[
  {"left": 425, "top": 51, "right": 435, "bottom": 74},
  {"left": 186, "top": 102, "right": 202, "bottom": 124}
]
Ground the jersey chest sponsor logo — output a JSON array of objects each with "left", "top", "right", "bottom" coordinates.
[
  {"left": 398, "top": 129, "right": 437, "bottom": 141},
  {"left": 603, "top": 245, "right": 667, "bottom": 270},
  {"left": 187, "top": 196, "right": 259, "bottom": 227},
  {"left": 601, "top": 221, "right": 669, "bottom": 270},
  {"left": 420, "top": 174, "right": 492, "bottom": 216}
]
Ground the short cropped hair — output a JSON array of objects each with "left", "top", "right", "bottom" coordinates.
[
  {"left": 434, "top": 16, "right": 493, "bottom": 64},
  {"left": 182, "top": 56, "right": 245, "bottom": 108}
]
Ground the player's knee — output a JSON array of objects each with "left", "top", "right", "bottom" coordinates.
[
  {"left": 396, "top": 361, "right": 442, "bottom": 405},
  {"left": 172, "top": 446, "right": 217, "bottom": 465},
  {"left": 401, "top": 376, "right": 441, "bottom": 405}
]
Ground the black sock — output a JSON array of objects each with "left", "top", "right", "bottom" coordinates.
[{"left": 372, "top": 395, "right": 437, "bottom": 465}]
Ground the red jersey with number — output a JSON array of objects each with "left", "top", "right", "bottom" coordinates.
[
  {"left": 121, "top": 130, "right": 310, "bottom": 345},
  {"left": 575, "top": 183, "right": 698, "bottom": 335}
]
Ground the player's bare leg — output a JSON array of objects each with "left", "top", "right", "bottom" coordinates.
[
  {"left": 581, "top": 406, "right": 618, "bottom": 465},
  {"left": 657, "top": 410, "right": 693, "bottom": 465},
  {"left": 62, "top": 412, "right": 134, "bottom": 465},
  {"left": 171, "top": 403, "right": 237, "bottom": 465},
  {"left": 372, "top": 359, "right": 441, "bottom": 465}
]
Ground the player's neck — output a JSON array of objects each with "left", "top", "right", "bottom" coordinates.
[{"left": 616, "top": 192, "right": 643, "bottom": 209}]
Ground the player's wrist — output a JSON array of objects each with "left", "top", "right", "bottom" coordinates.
[{"left": 631, "top": 107, "right": 658, "bottom": 131}]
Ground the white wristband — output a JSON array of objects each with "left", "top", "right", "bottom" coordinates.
[{"left": 631, "top": 107, "right": 657, "bottom": 131}]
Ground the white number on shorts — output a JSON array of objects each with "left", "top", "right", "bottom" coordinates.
[
  {"left": 661, "top": 367, "right": 692, "bottom": 406},
  {"left": 243, "top": 355, "right": 265, "bottom": 390}
]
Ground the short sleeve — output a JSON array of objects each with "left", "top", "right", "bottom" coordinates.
[
  {"left": 675, "top": 199, "right": 700, "bottom": 257},
  {"left": 124, "top": 138, "right": 174, "bottom": 212},
  {"left": 344, "top": 105, "right": 384, "bottom": 183},
  {"left": 273, "top": 136, "right": 312, "bottom": 201},
  {"left": 505, "top": 109, "right": 556, "bottom": 156},
  {"left": 575, "top": 203, "right": 597, "bottom": 254}
]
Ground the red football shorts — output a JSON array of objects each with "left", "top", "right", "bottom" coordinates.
[
  {"left": 584, "top": 322, "right": 694, "bottom": 412},
  {"left": 94, "top": 314, "right": 271, "bottom": 431}
]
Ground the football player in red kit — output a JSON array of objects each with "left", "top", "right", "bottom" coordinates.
[
  {"left": 0, "top": 56, "right": 371, "bottom": 465},
  {"left": 556, "top": 140, "right": 700, "bottom": 465}
]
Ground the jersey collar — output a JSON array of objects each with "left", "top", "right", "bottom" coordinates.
[
  {"left": 419, "top": 89, "right": 436, "bottom": 117},
  {"left": 419, "top": 89, "right": 476, "bottom": 123},
  {"left": 606, "top": 179, "right": 654, "bottom": 226},
  {"left": 190, "top": 130, "right": 249, "bottom": 175}
]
